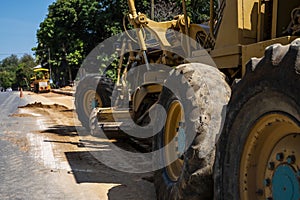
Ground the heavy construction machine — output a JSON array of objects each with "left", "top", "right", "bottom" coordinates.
[
  {"left": 30, "top": 67, "right": 51, "bottom": 93},
  {"left": 75, "top": 0, "right": 300, "bottom": 199}
]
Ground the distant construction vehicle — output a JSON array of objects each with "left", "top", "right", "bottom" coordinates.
[{"left": 30, "top": 67, "right": 51, "bottom": 93}]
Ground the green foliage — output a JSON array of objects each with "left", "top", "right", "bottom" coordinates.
[
  {"left": 102, "top": 52, "right": 120, "bottom": 82},
  {"left": 34, "top": 0, "right": 212, "bottom": 85},
  {"left": 0, "top": 71, "right": 15, "bottom": 89},
  {"left": 35, "top": 0, "right": 151, "bottom": 85},
  {"left": 35, "top": 0, "right": 102, "bottom": 85},
  {"left": 1, "top": 54, "right": 19, "bottom": 72},
  {"left": 0, "top": 54, "right": 36, "bottom": 89},
  {"left": 189, "top": 0, "right": 220, "bottom": 23}
]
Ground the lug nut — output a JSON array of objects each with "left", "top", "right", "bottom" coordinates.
[
  {"left": 276, "top": 152, "right": 284, "bottom": 161},
  {"left": 287, "top": 155, "right": 296, "bottom": 164},
  {"left": 268, "top": 162, "right": 275, "bottom": 170},
  {"left": 256, "top": 189, "right": 263, "bottom": 196},
  {"left": 264, "top": 178, "right": 271, "bottom": 187}
]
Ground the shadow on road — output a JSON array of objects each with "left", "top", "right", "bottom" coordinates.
[
  {"left": 41, "top": 125, "right": 90, "bottom": 136},
  {"left": 41, "top": 125, "right": 156, "bottom": 200},
  {"left": 65, "top": 150, "right": 156, "bottom": 200}
]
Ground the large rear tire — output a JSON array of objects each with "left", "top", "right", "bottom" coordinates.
[
  {"left": 215, "top": 39, "right": 300, "bottom": 199},
  {"left": 75, "top": 75, "right": 113, "bottom": 130},
  {"left": 153, "top": 63, "right": 230, "bottom": 199}
]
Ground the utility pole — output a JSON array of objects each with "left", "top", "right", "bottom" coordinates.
[
  {"left": 48, "top": 48, "right": 53, "bottom": 84},
  {"left": 151, "top": 0, "right": 154, "bottom": 20}
]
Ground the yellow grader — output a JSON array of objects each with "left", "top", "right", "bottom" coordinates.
[
  {"left": 75, "top": 0, "right": 300, "bottom": 199},
  {"left": 30, "top": 67, "right": 51, "bottom": 93}
]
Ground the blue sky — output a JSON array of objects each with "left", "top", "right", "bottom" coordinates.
[{"left": 0, "top": 0, "right": 55, "bottom": 61}]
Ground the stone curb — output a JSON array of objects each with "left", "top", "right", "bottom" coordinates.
[{"left": 51, "top": 89, "right": 74, "bottom": 96}]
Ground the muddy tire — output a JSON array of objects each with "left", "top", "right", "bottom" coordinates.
[
  {"left": 75, "top": 75, "right": 114, "bottom": 130},
  {"left": 215, "top": 39, "right": 300, "bottom": 199},
  {"left": 153, "top": 63, "right": 230, "bottom": 200}
]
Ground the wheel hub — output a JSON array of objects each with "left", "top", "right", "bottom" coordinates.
[
  {"left": 83, "top": 90, "right": 102, "bottom": 117},
  {"left": 271, "top": 164, "right": 300, "bottom": 199},
  {"left": 91, "top": 99, "right": 99, "bottom": 108},
  {"left": 177, "top": 125, "right": 186, "bottom": 156},
  {"left": 239, "top": 113, "right": 300, "bottom": 200},
  {"left": 264, "top": 134, "right": 300, "bottom": 199}
]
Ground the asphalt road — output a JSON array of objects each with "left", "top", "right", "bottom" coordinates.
[
  {"left": 0, "top": 91, "right": 156, "bottom": 200},
  {"left": 0, "top": 92, "right": 55, "bottom": 199},
  {"left": 0, "top": 92, "right": 85, "bottom": 199}
]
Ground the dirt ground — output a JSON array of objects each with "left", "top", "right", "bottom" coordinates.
[{"left": 11, "top": 92, "right": 156, "bottom": 200}]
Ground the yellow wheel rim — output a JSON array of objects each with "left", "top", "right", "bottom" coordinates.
[
  {"left": 83, "top": 90, "right": 102, "bottom": 117},
  {"left": 240, "top": 113, "right": 300, "bottom": 199},
  {"left": 164, "top": 100, "right": 185, "bottom": 182}
]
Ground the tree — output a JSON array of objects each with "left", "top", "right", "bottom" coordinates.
[
  {"left": 35, "top": 0, "right": 152, "bottom": 86},
  {"left": 15, "top": 54, "right": 36, "bottom": 89},
  {"left": 153, "top": 0, "right": 181, "bottom": 21},
  {"left": 34, "top": 0, "right": 212, "bottom": 85},
  {"left": 0, "top": 71, "right": 14, "bottom": 89},
  {"left": 152, "top": 0, "right": 213, "bottom": 23},
  {"left": 0, "top": 54, "right": 36, "bottom": 89},
  {"left": 0, "top": 55, "right": 18, "bottom": 89},
  {"left": 0, "top": 54, "right": 19, "bottom": 72},
  {"left": 35, "top": 0, "right": 99, "bottom": 86},
  {"left": 186, "top": 0, "right": 215, "bottom": 23}
]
